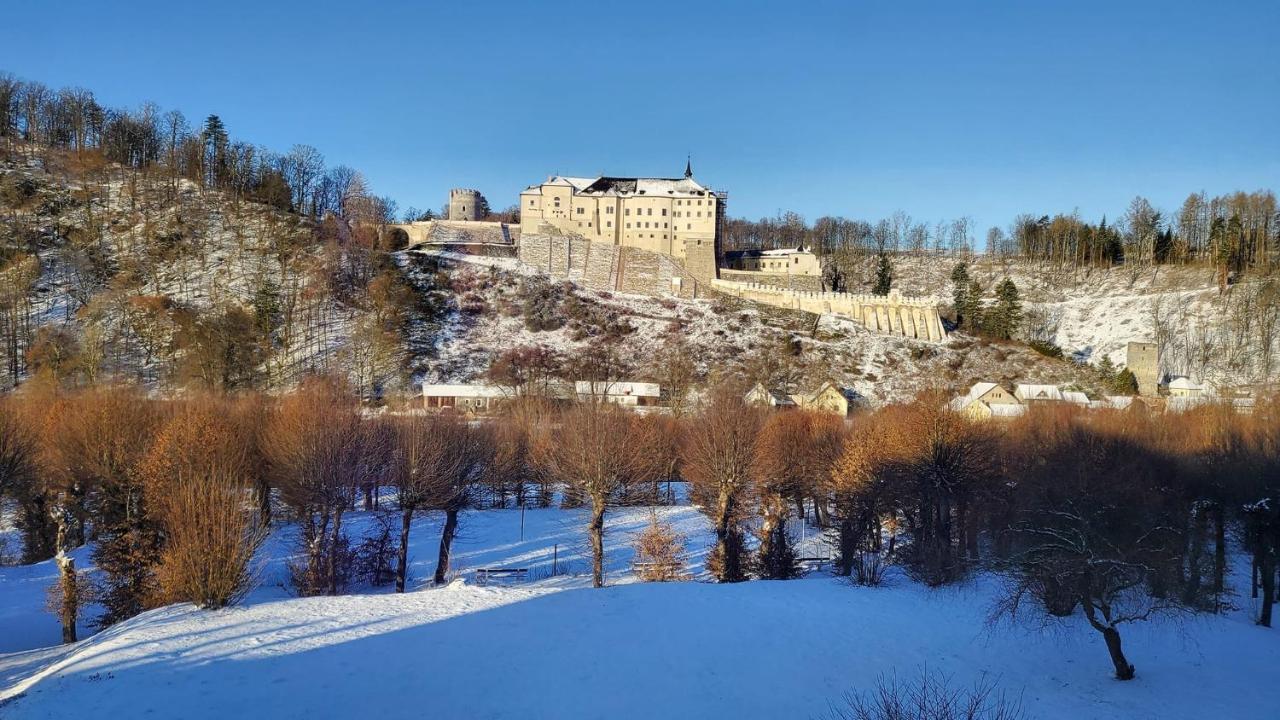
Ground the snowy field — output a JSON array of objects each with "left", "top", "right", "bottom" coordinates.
[{"left": 1, "top": 502, "right": 1278, "bottom": 719}]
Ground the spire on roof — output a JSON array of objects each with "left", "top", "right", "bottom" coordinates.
[{"left": 684, "top": 155, "right": 693, "bottom": 179}]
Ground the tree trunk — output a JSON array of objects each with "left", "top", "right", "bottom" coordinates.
[
  {"left": 327, "top": 509, "right": 344, "bottom": 595},
  {"left": 1184, "top": 507, "right": 1206, "bottom": 605},
  {"left": 257, "top": 478, "right": 272, "bottom": 527},
  {"left": 836, "top": 518, "right": 856, "bottom": 577},
  {"left": 1102, "top": 626, "right": 1135, "bottom": 680},
  {"left": 589, "top": 500, "right": 605, "bottom": 589},
  {"left": 1212, "top": 504, "right": 1226, "bottom": 605},
  {"left": 53, "top": 502, "right": 77, "bottom": 644},
  {"left": 433, "top": 508, "right": 459, "bottom": 585},
  {"left": 1260, "top": 552, "right": 1276, "bottom": 628},
  {"left": 395, "top": 507, "right": 412, "bottom": 593},
  {"left": 57, "top": 553, "right": 77, "bottom": 644}
]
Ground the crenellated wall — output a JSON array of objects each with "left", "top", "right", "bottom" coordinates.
[{"left": 712, "top": 279, "right": 947, "bottom": 342}]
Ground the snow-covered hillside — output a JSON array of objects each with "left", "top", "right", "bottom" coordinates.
[{"left": 1, "top": 502, "right": 1277, "bottom": 719}]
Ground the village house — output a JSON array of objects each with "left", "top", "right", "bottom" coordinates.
[
  {"left": 744, "top": 383, "right": 797, "bottom": 409},
  {"left": 1167, "top": 376, "right": 1205, "bottom": 398},
  {"left": 743, "top": 382, "right": 853, "bottom": 416},
  {"left": 574, "top": 381, "right": 662, "bottom": 407},
  {"left": 795, "top": 381, "right": 851, "bottom": 416},
  {"left": 422, "top": 383, "right": 509, "bottom": 413},
  {"left": 1014, "top": 384, "right": 1063, "bottom": 404},
  {"left": 950, "top": 382, "right": 1025, "bottom": 421}
]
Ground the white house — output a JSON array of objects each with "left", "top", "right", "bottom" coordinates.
[
  {"left": 1014, "top": 384, "right": 1064, "bottom": 403},
  {"left": 574, "top": 381, "right": 661, "bottom": 407},
  {"left": 1167, "top": 377, "right": 1205, "bottom": 398}
]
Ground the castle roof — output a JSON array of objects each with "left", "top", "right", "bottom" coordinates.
[{"left": 522, "top": 174, "right": 712, "bottom": 197}]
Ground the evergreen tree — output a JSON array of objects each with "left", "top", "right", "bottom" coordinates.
[
  {"left": 201, "top": 115, "right": 228, "bottom": 189},
  {"left": 993, "top": 278, "right": 1022, "bottom": 340},
  {"left": 872, "top": 253, "right": 893, "bottom": 295},
  {"left": 950, "top": 262, "right": 971, "bottom": 327},
  {"left": 1096, "top": 355, "right": 1119, "bottom": 388},
  {"left": 1113, "top": 368, "right": 1140, "bottom": 396},
  {"left": 966, "top": 279, "right": 985, "bottom": 333}
]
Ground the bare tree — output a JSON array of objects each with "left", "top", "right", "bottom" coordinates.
[
  {"left": 682, "top": 389, "right": 765, "bottom": 582},
  {"left": 539, "top": 404, "right": 663, "bottom": 587}
]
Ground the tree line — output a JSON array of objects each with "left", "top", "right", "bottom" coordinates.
[
  {"left": 2, "top": 379, "right": 1277, "bottom": 682},
  {"left": 0, "top": 71, "right": 397, "bottom": 222}
]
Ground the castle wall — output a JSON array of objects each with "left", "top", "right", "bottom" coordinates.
[
  {"left": 518, "top": 233, "right": 704, "bottom": 299},
  {"left": 711, "top": 279, "right": 947, "bottom": 342}
]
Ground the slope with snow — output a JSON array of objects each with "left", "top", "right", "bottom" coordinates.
[{"left": 1, "top": 503, "right": 1277, "bottom": 719}]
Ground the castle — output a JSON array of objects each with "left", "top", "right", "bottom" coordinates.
[
  {"left": 394, "top": 164, "right": 946, "bottom": 341},
  {"left": 518, "top": 160, "right": 723, "bottom": 263}
]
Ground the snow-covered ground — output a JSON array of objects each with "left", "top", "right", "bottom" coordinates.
[{"left": 1, "top": 501, "right": 1277, "bottom": 719}]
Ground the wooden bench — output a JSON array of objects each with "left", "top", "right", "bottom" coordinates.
[
  {"left": 475, "top": 567, "right": 529, "bottom": 585},
  {"left": 796, "top": 557, "right": 831, "bottom": 572}
]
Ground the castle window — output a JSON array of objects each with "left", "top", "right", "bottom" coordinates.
[
  {"left": 647, "top": 208, "right": 652, "bottom": 216},
  {"left": 664, "top": 222, "right": 668, "bottom": 229},
  {"left": 576, "top": 207, "right": 583, "bottom": 214},
  {"left": 625, "top": 208, "right": 630, "bottom": 216},
  {"left": 662, "top": 209, "right": 667, "bottom": 216},
  {"left": 607, "top": 221, "right": 612, "bottom": 227},
  {"left": 687, "top": 224, "right": 691, "bottom": 230},
  {"left": 626, "top": 223, "right": 631, "bottom": 229},
  {"left": 606, "top": 206, "right": 614, "bottom": 214}
]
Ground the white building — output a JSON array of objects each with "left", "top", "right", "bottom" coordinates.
[{"left": 574, "top": 381, "right": 661, "bottom": 407}]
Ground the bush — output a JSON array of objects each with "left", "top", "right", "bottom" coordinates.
[
  {"left": 828, "top": 669, "right": 1026, "bottom": 720},
  {"left": 155, "top": 470, "right": 266, "bottom": 609},
  {"left": 632, "top": 514, "right": 690, "bottom": 582},
  {"left": 518, "top": 274, "right": 565, "bottom": 331},
  {"left": 1027, "top": 339, "right": 1064, "bottom": 359},
  {"left": 289, "top": 526, "right": 355, "bottom": 597}
]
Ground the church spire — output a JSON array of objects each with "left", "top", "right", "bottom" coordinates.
[{"left": 684, "top": 155, "right": 693, "bottom": 178}]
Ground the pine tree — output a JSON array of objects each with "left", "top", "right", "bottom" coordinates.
[
  {"left": 1113, "top": 368, "right": 1140, "bottom": 396},
  {"left": 993, "top": 278, "right": 1022, "bottom": 340},
  {"left": 950, "top": 262, "right": 971, "bottom": 328},
  {"left": 872, "top": 254, "right": 893, "bottom": 295},
  {"left": 201, "top": 115, "right": 229, "bottom": 189},
  {"left": 966, "top": 279, "right": 985, "bottom": 333}
]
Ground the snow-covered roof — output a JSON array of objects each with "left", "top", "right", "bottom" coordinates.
[
  {"left": 1014, "top": 384, "right": 1063, "bottom": 402},
  {"left": 574, "top": 381, "right": 660, "bottom": 398},
  {"left": 422, "top": 383, "right": 508, "bottom": 398},
  {"left": 745, "top": 383, "right": 795, "bottom": 407},
  {"left": 1062, "top": 391, "right": 1090, "bottom": 405},
  {"left": 1167, "top": 376, "right": 1203, "bottom": 391},
  {"left": 1101, "top": 395, "right": 1135, "bottom": 410},
  {"left": 524, "top": 175, "right": 713, "bottom": 198}
]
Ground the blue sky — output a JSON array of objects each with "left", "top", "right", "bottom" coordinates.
[{"left": 3, "top": 0, "right": 1277, "bottom": 234}]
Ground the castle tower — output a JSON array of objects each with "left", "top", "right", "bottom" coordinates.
[
  {"left": 1126, "top": 341, "right": 1160, "bottom": 397},
  {"left": 448, "top": 188, "right": 485, "bottom": 221}
]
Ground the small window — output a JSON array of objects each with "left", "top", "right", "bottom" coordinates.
[
  {"left": 647, "top": 208, "right": 653, "bottom": 216},
  {"left": 607, "top": 221, "right": 612, "bottom": 227},
  {"left": 576, "top": 207, "right": 584, "bottom": 214},
  {"left": 662, "top": 208, "right": 667, "bottom": 216},
  {"left": 625, "top": 208, "right": 631, "bottom": 216}
]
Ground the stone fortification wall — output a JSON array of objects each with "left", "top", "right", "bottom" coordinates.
[
  {"left": 518, "top": 233, "right": 705, "bottom": 299},
  {"left": 712, "top": 279, "right": 946, "bottom": 342},
  {"left": 392, "top": 220, "right": 518, "bottom": 247},
  {"left": 719, "top": 269, "right": 822, "bottom": 292}
]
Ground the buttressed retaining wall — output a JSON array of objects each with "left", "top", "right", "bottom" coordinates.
[
  {"left": 517, "top": 233, "right": 706, "bottom": 299},
  {"left": 712, "top": 280, "right": 947, "bottom": 342}
]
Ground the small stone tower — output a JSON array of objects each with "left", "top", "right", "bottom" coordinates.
[
  {"left": 448, "top": 188, "right": 485, "bottom": 221},
  {"left": 1126, "top": 341, "right": 1160, "bottom": 397}
]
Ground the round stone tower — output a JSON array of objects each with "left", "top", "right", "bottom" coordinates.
[{"left": 448, "top": 188, "right": 485, "bottom": 221}]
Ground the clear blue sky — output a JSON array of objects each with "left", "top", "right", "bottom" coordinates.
[{"left": 3, "top": 0, "right": 1277, "bottom": 234}]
